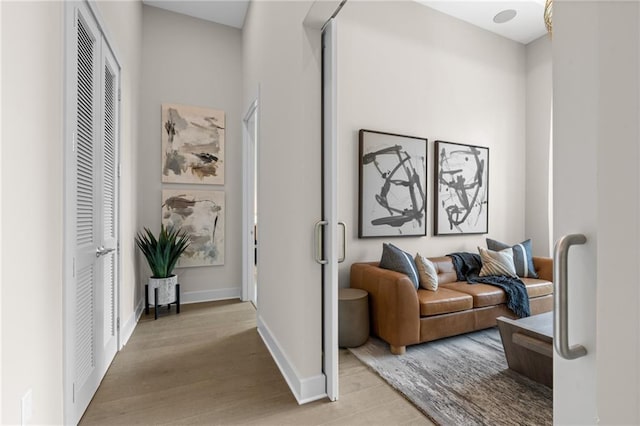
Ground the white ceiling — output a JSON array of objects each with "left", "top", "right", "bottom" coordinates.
[
  {"left": 142, "top": 0, "right": 547, "bottom": 45},
  {"left": 418, "top": 0, "right": 547, "bottom": 45},
  {"left": 142, "top": 0, "right": 250, "bottom": 29}
]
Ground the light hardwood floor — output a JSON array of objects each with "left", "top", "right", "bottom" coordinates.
[{"left": 80, "top": 300, "right": 433, "bottom": 425}]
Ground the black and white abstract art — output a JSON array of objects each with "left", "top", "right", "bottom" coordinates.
[
  {"left": 359, "top": 130, "right": 427, "bottom": 238},
  {"left": 434, "top": 140, "right": 489, "bottom": 235}
]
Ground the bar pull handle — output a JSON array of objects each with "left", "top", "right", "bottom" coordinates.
[
  {"left": 338, "top": 222, "right": 346, "bottom": 263},
  {"left": 553, "top": 233, "right": 588, "bottom": 360},
  {"left": 315, "top": 221, "right": 328, "bottom": 265}
]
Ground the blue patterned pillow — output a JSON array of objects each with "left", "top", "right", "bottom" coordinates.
[
  {"left": 486, "top": 238, "right": 538, "bottom": 278},
  {"left": 379, "top": 243, "right": 420, "bottom": 289}
]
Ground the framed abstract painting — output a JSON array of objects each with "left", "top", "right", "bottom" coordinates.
[
  {"left": 434, "top": 140, "right": 489, "bottom": 235},
  {"left": 162, "top": 189, "right": 225, "bottom": 267},
  {"left": 359, "top": 129, "right": 427, "bottom": 238},
  {"left": 161, "top": 103, "right": 225, "bottom": 185}
]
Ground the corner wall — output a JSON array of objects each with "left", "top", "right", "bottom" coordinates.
[
  {"left": 336, "top": 1, "right": 527, "bottom": 286},
  {"left": 243, "top": 0, "right": 325, "bottom": 401},
  {"left": 139, "top": 5, "right": 243, "bottom": 304},
  {"left": 525, "top": 35, "right": 552, "bottom": 256}
]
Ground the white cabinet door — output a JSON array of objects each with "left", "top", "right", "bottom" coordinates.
[{"left": 553, "top": 1, "right": 640, "bottom": 424}]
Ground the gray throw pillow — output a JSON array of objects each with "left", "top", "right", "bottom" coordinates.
[
  {"left": 379, "top": 243, "right": 419, "bottom": 289},
  {"left": 486, "top": 238, "right": 539, "bottom": 278}
]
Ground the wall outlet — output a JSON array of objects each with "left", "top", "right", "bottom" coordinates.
[{"left": 21, "top": 389, "right": 32, "bottom": 425}]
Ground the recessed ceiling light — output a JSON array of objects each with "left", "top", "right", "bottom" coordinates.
[{"left": 493, "top": 9, "right": 517, "bottom": 24}]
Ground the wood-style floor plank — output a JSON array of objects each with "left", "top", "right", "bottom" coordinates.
[{"left": 80, "top": 300, "right": 432, "bottom": 425}]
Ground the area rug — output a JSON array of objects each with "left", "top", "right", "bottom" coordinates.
[{"left": 348, "top": 328, "right": 552, "bottom": 425}]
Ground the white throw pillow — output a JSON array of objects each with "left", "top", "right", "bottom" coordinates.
[
  {"left": 478, "top": 247, "right": 518, "bottom": 278},
  {"left": 415, "top": 253, "right": 439, "bottom": 291}
]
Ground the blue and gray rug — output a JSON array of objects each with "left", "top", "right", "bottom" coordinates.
[{"left": 349, "top": 328, "right": 552, "bottom": 425}]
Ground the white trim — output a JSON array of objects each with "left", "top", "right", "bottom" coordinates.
[
  {"left": 181, "top": 288, "right": 241, "bottom": 304},
  {"left": 120, "top": 298, "right": 144, "bottom": 348},
  {"left": 257, "top": 315, "right": 328, "bottom": 405},
  {"left": 242, "top": 96, "right": 259, "bottom": 304}
]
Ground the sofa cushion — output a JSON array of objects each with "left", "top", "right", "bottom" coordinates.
[
  {"left": 520, "top": 278, "right": 553, "bottom": 298},
  {"left": 442, "top": 278, "right": 553, "bottom": 308},
  {"left": 415, "top": 253, "right": 438, "bottom": 291},
  {"left": 478, "top": 247, "right": 517, "bottom": 278},
  {"left": 440, "top": 282, "right": 506, "bottom": 308},
  {"left": 380, "top": 243, "right": 419, "bottom": 289},
  {"left": 429, "top": 256, "right": 458, "bottom": 285},
  {"left": 418, "top": 288, "right": 473, "bottom": 316},
  {"left": 487, "top": 238, "right": 539, "bottom": 278}
]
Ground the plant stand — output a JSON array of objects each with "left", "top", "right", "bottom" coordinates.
[{"left": 145, "top": 283, "right": 181, "bottom": 320}]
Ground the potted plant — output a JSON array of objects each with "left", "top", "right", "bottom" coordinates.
[{"left": 135, "top": 224, "right": 190, "bottom": 308}]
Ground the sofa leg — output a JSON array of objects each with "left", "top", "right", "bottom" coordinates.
[{"left": 390, "top": 345, "right": 406, "bottom": 355}]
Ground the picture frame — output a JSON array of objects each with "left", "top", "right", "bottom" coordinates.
[
  {"left": 162, "top": 189, "right": 225, "bottom": 267},
  {"left": 359, "top": 129, "right": 427, "bottom": 238},
  {"left": 161, "top": 103, "right": 225, "bottom": 185},
  {"left": 434, "top": 140, "right": 489, "bottom": 235}
]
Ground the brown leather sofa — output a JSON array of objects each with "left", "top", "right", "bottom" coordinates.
[{"left": 350, "top": 256, "right": 553, "bottom": 354}]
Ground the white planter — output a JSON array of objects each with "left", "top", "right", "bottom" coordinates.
[{"left": 148, "top": 275, "right": 178, "bottom": 305}]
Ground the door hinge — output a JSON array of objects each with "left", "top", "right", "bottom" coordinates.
[
  {"left": 72, "top": 382, "right": 75, "bottom": 403},
  {"left": 117, "top": 317, "right": 120, "bottom": 331},
  {"left": 118, "top": 163, "right": 122, "bottom": 178},
  {"left": 72, "top": 131, "right": 77, "bottom": 153},
  {"left": 72, "top": 257, "right": 76, "bottom": 278},
  {"left": 118, "top": 88, "right": 121, "bottom": 102}
]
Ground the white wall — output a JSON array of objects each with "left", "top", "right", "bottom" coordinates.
[
  {"left": 525, "top": 35, "right": 552, "bottom": 256},
  {"left": 140, "top": 5, "right": 243, "bottom": 304},
  {"left": 336, "top": 1, "right": 527, "bottom": 286},
  {"left": 243, "top": 0, "right": 325, "bottom": 402},
  {"left": 1, "top": 3, "right": 64, "bottom": 423},
  {"left": 0, "top": 0, "right": 4, "bottom": 417},
  {"left": 0, "top": 1, "right": 142, "bottom": 423}
]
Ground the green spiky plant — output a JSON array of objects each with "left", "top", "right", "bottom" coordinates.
[{"left": 135, "top": 225, "right": 191, "bottom": 278}]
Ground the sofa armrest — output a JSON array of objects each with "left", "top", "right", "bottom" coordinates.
[
  {"left": 350, "top": 262, "right": 420, "bottom": 348},
  {"left": 533, "top": 256, "right": 553, "bottom": 282}
]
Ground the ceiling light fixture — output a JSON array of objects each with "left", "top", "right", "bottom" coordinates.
[{"left": 493, "top": 9, "right": 517, "bottom": 24}]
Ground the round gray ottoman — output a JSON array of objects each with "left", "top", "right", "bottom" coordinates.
[{"left": 338, "top": 288, "right": 369, "bottom": 348}]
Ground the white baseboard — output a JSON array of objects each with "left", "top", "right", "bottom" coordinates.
[
  {"left": 181, "top": 287, "right": 241, "bottom": 304},
  {"left": 120, "top": 298, "right": 144, "bottom": 348},
  {"left": 257, "top": 315, "right": 327, "bottom": 404}
]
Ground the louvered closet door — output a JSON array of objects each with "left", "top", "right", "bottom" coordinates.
[
  {"left": 98, "top": 38, "right": 119, "bottom": 378},
  {"left": 69, "top": 3, "right": 119, "bottom": 422}
]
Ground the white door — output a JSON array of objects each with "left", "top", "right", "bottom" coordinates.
[
  {"left": 64, "top": 2, "right": 120, "bottom": 423},
  {"left": 243, "top": 98, "right": 258, "bottom": 307},
  {"left": 321, "top": 18, "right": 339, "bottom": 401},
  {"left": 553, "top": 1, "right": 640, "bottom": 423}
]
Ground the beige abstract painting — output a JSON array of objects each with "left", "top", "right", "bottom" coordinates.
[
  {"left": 162, "top": 103, "right": 225, "bottom": 184},
  {"left": 162, "top": 189, "right": 224, "bottom": 267}
]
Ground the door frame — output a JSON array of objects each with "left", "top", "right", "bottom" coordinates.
[
  {"left": 321, "top": 18, "right": 339, "bottom": 401},
  {"left": 242, "top": 93, "right": 259, "bottom": 305},
  {"left": 62, "top": 1, "right": 122, "bottom": 423}
]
